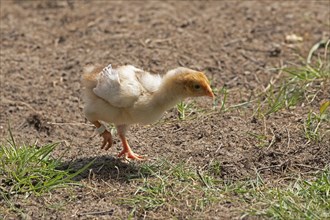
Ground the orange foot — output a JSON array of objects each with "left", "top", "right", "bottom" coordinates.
[{"left": 118, "top": 148, "right": 144, "bottom": 160}]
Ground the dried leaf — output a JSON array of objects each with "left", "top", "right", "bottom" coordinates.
[
  {"left": 320, "top": 101, "right": 330, "bottom": 115},
  {"left": 285, "top": 34, "right": 303, "bottom": 43}
]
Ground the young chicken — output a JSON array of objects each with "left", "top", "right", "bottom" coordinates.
[{"left": 82, "top": 64, "right": 214, "bottom": 160}]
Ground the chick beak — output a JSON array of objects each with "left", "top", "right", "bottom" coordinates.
[{"left": 207, "top": 88, "right": 215, "bottom": 98}]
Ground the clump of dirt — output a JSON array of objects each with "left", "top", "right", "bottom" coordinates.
[{"left": 26, "top": 114, "right": 52, "bottom": 136}]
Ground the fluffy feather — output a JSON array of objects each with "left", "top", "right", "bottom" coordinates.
[{"left": 93, "top": 65, "right": 140, "bottom": 108}]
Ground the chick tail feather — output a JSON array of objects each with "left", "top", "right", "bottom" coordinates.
[
  {"left": 81, "top": 64, "right": 104, "bottom": 106},
  {"left": 82, "top": 65, "right": 101, "bottom": 88}
]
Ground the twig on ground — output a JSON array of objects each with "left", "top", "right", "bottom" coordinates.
[
  {"left": 78, "top": 209, "right": 114, "bottom": 217},
  {"left": 196, "top": 168, "right": 210, "bottom": 188}
]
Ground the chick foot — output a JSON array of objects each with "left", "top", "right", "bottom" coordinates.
[
  {"left": 100, "top": 130, "right": 113, "bottom": 150},
  {"left": 118, "top": 148, "right": 144, "bottom": 160},
  {"left": 116, "top": 124, "right": 144, "bottom": 160}
]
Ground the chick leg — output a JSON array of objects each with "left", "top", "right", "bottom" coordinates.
[
  {"left": 116, "top": 125, "right": 144, "bottom": 160},
  {"left": 92, "top": 121, "right": 112, "bottom": 150}
]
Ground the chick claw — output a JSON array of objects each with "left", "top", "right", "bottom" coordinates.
[
  {"left": 118, "top": 149, "right": 144, "bottom": 160},
  {"left": 100, "top": 130, "right": 113, "bottom": 150}
]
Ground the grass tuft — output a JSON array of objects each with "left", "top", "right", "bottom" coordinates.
[
  {"left": 117, "top": 159, "right": 330, "bottom": 219},
  {"left": 304, "top": 100, "right": 330, "bottom": 142},
  {"left": 176, "top": 101, "right": 197, "bottom": 120},
  {"left": 0, "top": 131, "right": 93, "bottom": 200},
  {"left": 212, "top": 86, "right": 228, "bottom": 112},
  {"left": 117, "top": 160, "right": 221, "bottom": 216},
  {"left": 258, "top": 41, "right": 329, "bottom": 116},
  {"left": 242, "top": 167, "right": 330, "bottom": 219}
]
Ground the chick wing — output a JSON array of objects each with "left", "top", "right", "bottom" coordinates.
[
  {"left": 93, "top": 64, "right": 163, "bottom": 108},
  {"left": 93, "top": 64, "right": 142, "bottom": 108}
]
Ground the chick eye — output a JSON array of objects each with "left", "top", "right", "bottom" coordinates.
[{"left": 194, "top": 84, "right": 201, "bottom": 90}]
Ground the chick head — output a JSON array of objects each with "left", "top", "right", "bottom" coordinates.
[{"left": 170, "top": 68, "right": 214, "bottom": 98}]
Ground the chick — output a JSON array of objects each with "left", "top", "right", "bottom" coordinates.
[{"left": 82, "top": 64, "right": 214, "bottom": 160}]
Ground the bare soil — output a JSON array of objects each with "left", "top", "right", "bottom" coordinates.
[{"left": 1, "top": 1, "right": 329, "bottom": 219}]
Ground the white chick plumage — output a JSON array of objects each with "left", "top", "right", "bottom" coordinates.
[{"left": 82, "top": 64, "right": 214, "bottom": 160}]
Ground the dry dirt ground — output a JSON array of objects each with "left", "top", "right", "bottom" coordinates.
[{"left": 0, "top": 0, "right": 329, "bottom": 219}]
